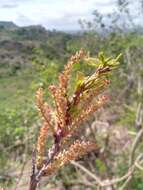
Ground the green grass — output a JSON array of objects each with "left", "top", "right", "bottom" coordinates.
[{"left": 0, "top": 71, "right": 35, "bottom": 110}]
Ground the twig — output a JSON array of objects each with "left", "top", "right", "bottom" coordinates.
[
  {"left": 129, "top": 128, "right": 143, "bottom": 166},
  {"left": 71, "top": 160, "right": 135, "bottom": 187},
  {"left": 14, "top": 158, "right": 28, "bottom": 190},
  {"left": 71, "top": 161, "right": 103, "bottom": 186},
  {"left": 135, "top": 161, "right": 143, "bottom": 171},
  {"left": 119, "top": 153, "right": 143, "bottom": 190},
  {"left": 119, "top": 176, "right": 132, "bottom": 190}
]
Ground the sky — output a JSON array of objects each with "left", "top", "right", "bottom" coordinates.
[{"left": 0, "top": 0, "right": 142, "bottom": 31}]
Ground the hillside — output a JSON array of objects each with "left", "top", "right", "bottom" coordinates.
[
  {"left": 0, "top": 21, "right": 143, "bottom": 190},
  {"left": 0, "top": 22, "right": 73, "bottom": 77},
  {"left": 0, "top": 21, "right": 18, "bottom": 29}
]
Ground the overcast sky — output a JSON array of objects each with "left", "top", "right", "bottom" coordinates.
[{"left": 0, "top": 0, "right": 141, "bottom": 30}]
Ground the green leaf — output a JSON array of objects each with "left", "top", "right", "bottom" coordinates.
[
  {"left": 84, "top": 57, "right": 101, "bottom": 66},
  {"left": 98, "top": 52, "right": 105, "bottom": 64},
  {"left": 96, "top": 159, "right": 106, "bottom": 173},
  {"left": 75, "top": 71, "right": 85, "bottom": 88}
]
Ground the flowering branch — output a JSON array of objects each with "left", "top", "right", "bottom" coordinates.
[{"left": 29, "top": 49, "right": 120, "bottom": 190}]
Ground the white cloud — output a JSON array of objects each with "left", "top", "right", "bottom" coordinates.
[{"left": 0, "top": 0, "right": 141, "bottom": 30}]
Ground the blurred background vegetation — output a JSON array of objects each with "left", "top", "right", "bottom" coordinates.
[{"left": 0, "top": 0, "right": 143, "bottom": 189}]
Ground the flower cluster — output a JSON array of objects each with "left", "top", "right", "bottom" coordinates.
[
  {"left": 29, "top": 49, "right": 120, "bottom": 190},
  {"left": 44, "top": 140, "right": 97, "bottom": 176}
]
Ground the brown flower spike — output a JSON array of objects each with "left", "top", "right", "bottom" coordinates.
[{"left": 29, "top": 50, "right": 121, "bottom": 190}]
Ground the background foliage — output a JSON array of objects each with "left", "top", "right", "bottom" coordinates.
[{"left": 0, "top": 1, "right": 143, "bottom": 189}]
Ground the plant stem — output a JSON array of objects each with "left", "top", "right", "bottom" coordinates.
[{"left": 29, "top": 174, "right": 38, "bottom": 190}]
